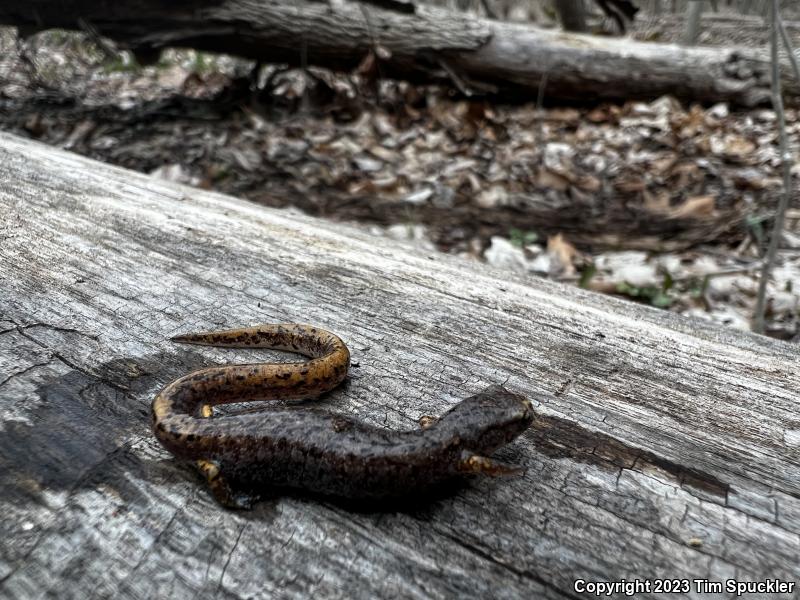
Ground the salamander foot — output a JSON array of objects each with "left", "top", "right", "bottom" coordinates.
[
  {"left": 418, "top": 415, "right": 438, "bottom": 429},
  {"left": 196, "top": 459, "right": 258, "bottom": 509},
  {"left": 457, "top": 451, "right": 526, "bottom": 477}
]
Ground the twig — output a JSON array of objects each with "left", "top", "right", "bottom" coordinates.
[
  {"left": 480, "top": 0, "right": 499, "bottom": 19},
  {"left": 437, "top": 58, "right": 472, "bottom": 97},
  {"left": 777, "top": 15, "right": 800, "bottom": 81},
  {"left": 753, "top": 0, "right": 794, "bottom": 334},
  {"left": 535, "top": 71, "right": 548, "bottom": 143},
  {"left": 77, "top": 18, "right": 118, "bottom": 62},
  {"left": 682, "top": 0, "right": 704, "bottom": 46},
  {"left": 356, "top": 3, "right": 387, "bottom": 101},
  {"left": 556, "top": 264, "right": 763, "bottom": 284},
  {"left": 536, "top": 72, "right": 548, "bottom": 111}
]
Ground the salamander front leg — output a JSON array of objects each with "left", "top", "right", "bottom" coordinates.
[
  {"left": 418, "top": 415, "right": 438, "bottom": 429},
  {"left": 196, "top": 459, "right": 257, "bottom": 509}
]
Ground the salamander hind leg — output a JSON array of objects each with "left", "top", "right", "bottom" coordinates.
[
  {"left": 457, "top": 451, "right": 526, "bottom": 477},
  {"left": 196, "top": 459, "right": 258, "bottom": 510}
]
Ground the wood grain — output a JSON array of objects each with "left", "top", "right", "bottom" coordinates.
[{"left": 0, "top": 132, "right": 798, "bottom": 599}]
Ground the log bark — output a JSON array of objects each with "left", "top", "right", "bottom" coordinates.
[
  {"left": 1, "top": 132, "right": 799, "bottom": 598},
  {"left": 0, "top": 0, "right": 794, "bottom": 106}
]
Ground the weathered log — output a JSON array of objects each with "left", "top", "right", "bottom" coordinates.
[
  {"left": 0, "top": 0, "right": 794, "bottom": 105},
  {"left": 1, "top": 132, "right": 799, "bottom": 598}
]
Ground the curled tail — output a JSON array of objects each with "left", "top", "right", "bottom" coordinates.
[{"left": 151, "top": 324, "right": 350, "bottom": 449}]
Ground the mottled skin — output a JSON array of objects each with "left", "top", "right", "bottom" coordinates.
[{"left": 152, "top": 324, "right": 534, "bottom": 508}]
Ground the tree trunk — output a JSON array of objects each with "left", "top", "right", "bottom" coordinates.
[
  {"left": 683, "top": 0, "right": 705, "bottom": 45},
  {"left": 553, "top": 0, "right": 590, "bottom": 32},
  {"left": 0, "top": 0, "right": 793, "bottom": 106}
]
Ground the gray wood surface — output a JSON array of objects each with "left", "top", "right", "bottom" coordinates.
[{"left": 0, "top": 131, "right": 798, "bottom": 599}]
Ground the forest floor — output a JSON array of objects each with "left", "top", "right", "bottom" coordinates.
[{"left": 0, "top": 8, "right": 798, "bottom": 340}]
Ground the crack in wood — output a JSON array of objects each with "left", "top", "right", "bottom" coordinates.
[
  {"left": 436, "top": 530, "right": 584, "bottom": 600},
  {"left": 217, "top": 524, "right": 247, "bottom": 595},
  {"left": 529, "top": 412, "right": 730, "bottom": 499}
]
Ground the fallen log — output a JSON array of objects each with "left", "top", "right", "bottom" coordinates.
[
  {"left": 1, "top": 132, "right": 799, "bottom": 598},
  {"left": 0, "top": 0, "right": 794, "bottom": 106}
]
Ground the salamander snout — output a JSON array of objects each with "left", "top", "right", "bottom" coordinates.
[
  {"left": 443, "top": 385, "right": 534, "bottom": 454},
  {"left": 477, "top": 384, "right": 533, "bottom": 419},
  {"left": 492, "top": 388, "right": 534, "bottom": 436}
]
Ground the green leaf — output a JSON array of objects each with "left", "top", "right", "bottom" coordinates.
[
  {"left": 661, "top": 271, "right": 674, "bottom": 292},
  {"left": 509, "top": 228, "right": 538, "bottom": 248},
  {"left": 650, "top": 292, "right": 673, "bottom": 308},
  {"left": 579, "top": 264, "right": 597, "bottom": 288}
]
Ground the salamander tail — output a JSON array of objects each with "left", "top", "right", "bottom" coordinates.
[{"left": 170, "top": 332, "right": 214, "bottom": 345}]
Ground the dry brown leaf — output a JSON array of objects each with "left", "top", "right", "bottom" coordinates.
[
  {"left": 731, "top": 169, "right": 782, "bottom": 190},
  {"left": 476, "top": 185, "right": 508, "bottom": 208},
  {"left": 355, "top": 51, "right": 378, "bottom": 77},
  {"left": 643, "top": 189, "right": 671, "bottom": 212},
  {"left": 547, "top": 108, "right": 580, "bottom": 123},
  {"left": 369, "top": 145, "right": 398, "bottom": 162},
  {"left": 63, "top": 119, "right": 96, "bottom": 150},
  {"left": 710, "top": 134, "right": 756, "bottom": 158},
  {"left": 615, "top": 177, "right": 647, "bottom": 193},
  {"left": 478, "top": 125, "right": 497, "bottom": 143},
  {"left": 157, "top": 65, "right": 190, "bottom": 89},
  {"left": 374, "top": 45, "right": 392, "bottom": 60},
  {"left": 584, "top": 279, "right": 618, "bottom": 294},
  {"left": 348, "top": 180, "right": 379, "bottom": 195},
  {"left": 676, "top": 104, "right": 706, "bottom": 138},
  {"left": 466, "top": 172, "right": 482, "bottom": 193},
  {"left": 670, "top": 162, "right": 701, "bottom": 187},
  {"left": 586, "top": 107, "right": 608, "bottom": 123},
  {"left": 576, "top": 174, "right": 601, "bottom": 192},
  {"left": 667, "top": 195, "right": 717, "bottom": 219},
  {"left": 23, "top": 113, "right": 44, "bottom": 136},
  {"left": 535, "top": 168, "right": 570, "bottom": 192},
  {"left": 547, "top": 233, "right": 578, "bottom": 277},
  {"left": 651, "top": 155, "right": 678, "bottom": 176}
]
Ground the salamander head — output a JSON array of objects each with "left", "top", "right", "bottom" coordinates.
[{"left": 439, "top": 385, "right": 534, "bottom": 454}]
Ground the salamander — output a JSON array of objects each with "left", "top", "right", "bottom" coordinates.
[{"left": 151, "top": 324, "right": 534, "bottom": 508}]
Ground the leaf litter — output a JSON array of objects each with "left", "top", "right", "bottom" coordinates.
[{"left": 0, "top": 28, "right": 797, "bottom": 340}]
